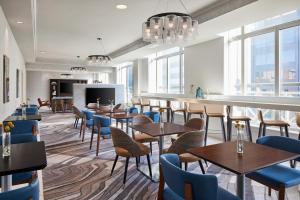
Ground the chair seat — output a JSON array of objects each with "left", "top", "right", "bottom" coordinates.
[
  {"left": 207, "top": 113, "right": 225, "bottom": 117},
  {"left": 179, "top": 153, "right": 201, "bottom": 163},
  {"left": 187, "top": 110, "right": 203, "bottom": 114},
  {"left": 264, "top": 120, "right": 289, "bottom": 126},
  {"left": 246, "top": 164, "right": 300, "bottom": 188},
  {"left": 230, "top": 116, "right": 251, "bottom": 121},
  {"left": 134, "top": 133, "right": 159, "bottom": 143},
  {"left": 115, "top": 143, "right": 150, "bottom": 157}
]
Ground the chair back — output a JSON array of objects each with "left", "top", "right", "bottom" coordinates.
[
  {"left": 171, "top": 101, "right": 186, "bottom": 110},
  {"left": 187, "top": 103, "right": 204, "bottom": 112},
  {"left": 204, "top": 104, "right": 224, "bottom": 114},
  {"left": 87, "top": 103, "right": 97, "bottom": 109},
  {"left": 0, "top": 134, "right": 37, "bottom": 145},
  {"left": 159, "top": 100, "right": 169, "bottom": 108},
  {"left": 296, "top": 113, "right": 300, "bottom": 128},
  {"left": 15, "top": 107, "right": 38, "bottom": 116},
  {"left": 160, "top": 154, "right": 218, "bottom": 200},
  {"left": 110, "top": 127, "right": 143, "bottom": 157},
  {"left": 128, "top": 107, "right": 138, "bottom": 114},
  {"left": 132, "top": 115, "right": 153, "bottom": 125},
  {"left": 0, "top": 178, "right": 39, "bottom": 200},
  {"left": 37, "top": 98, "right": 43, "bottom": 106},
  {"left": 150, "top": 99, "right": 160, "bottom": 107},
  {"left": 93, "top": 115, "right": 111, "bottom": 128},
  {"left": 113, "top": 103, "right": 122, "bottom": 111},
  {"left": 143, "top": 112, "right": 160, "bottom": 123},
  {"left": 257, "top": 136, "right": 300, "bottom": 162},
  {"left": 257, "top": 110, "right": 264, "bottom": 123},
  {"left": 73, "top": 106, "right": 84, "bottom": 117},
  {"left": 141, "top": 98, "right": 150, "bottom": 105},
  {"left": 10, "top": 120, "right": 38, "bottom": 135},
  {"left": 131, "top": 97, "right": 141, "bottom": 105},
  {"left": 83, "top": 110, "right": 94, "bottom": 120},
  {"left": 184, "top": 118, "right": 204, "bottom": 130},
  {"left": 167, "top": 131, "right": 205, "bottom": 155}
]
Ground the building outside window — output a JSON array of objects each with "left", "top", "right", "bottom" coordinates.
[
  {"left": 117, "top": 62, "right": 133, "bottom": 103},
  {"left": 148, "top": 47, "right": 184, "bottom": 94}
]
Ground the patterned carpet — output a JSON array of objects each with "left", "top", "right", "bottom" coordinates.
[{"left": 39, "top": 112, "right": 300, "bottom": 200}]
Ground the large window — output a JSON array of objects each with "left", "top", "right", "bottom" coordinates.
[
  {"left": 148, "top": 47, "right": 184, "bottom": 94},
  {"left": 117, "top": 62, "right": 133, "bottom": 103}
]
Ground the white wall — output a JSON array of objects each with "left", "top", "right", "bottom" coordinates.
[
  {"left": 184, "top": 37, "right": 224, "bottom": 96},
  {"left": 0, "top": 6, "right": 26, "bottom": 121}
]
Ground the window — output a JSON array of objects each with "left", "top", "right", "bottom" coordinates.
[
  {"left": 148, "top": 47, "right": 184, "bottom": 94},
  {"left": 117, "top": 62, "right": 133, "bottom": 103}
]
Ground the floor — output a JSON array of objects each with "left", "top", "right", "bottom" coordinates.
[{"left": 39, "top": 111, "right": 300, "bottom": 200}]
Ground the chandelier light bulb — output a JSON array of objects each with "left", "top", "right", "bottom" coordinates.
[
  {"left": 168, "top": 22, "right": 174, "bottom": 28},
  {"left": 182, "top": 23, "right": 188, "bottom": 29}
]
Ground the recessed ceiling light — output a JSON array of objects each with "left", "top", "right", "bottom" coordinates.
[
  {"left": 116, "top": 4, "right": 127, "bottom": 10},
  {"left": 40, "top": 51, "right": 47, "bottom": 54},
  {"left": 17, "top": 21, "right": 24, "bottom": 24}
]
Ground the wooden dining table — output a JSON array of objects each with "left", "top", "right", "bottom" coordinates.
[
  {"left": 110, "top": 113, "right": 139, "bottom": 133},
  {"left": 129, "top": 122, "right": 196, "bottom": 181},
  {"left": 188, "top": 141, "right": 299, "bottom": 200}
]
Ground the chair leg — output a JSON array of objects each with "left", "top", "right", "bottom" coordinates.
[
  {"left": 180, "top": 162, "right": 182, "bottom": 169},
  {"left": 198, "top": 160, "right": 205, "bottom": 174},
  {"left": 75, "top": 118, "right": 79, "bottom": 128},
  {"left": 150, "top": 142, "right": 153, "bottom": 155},
  {"left": 183, "top": 111, "right": 187, "bottom": 123},
  {"left": 90, "top": 133, "right": 94, "bottom": 149},
  {"left": 278, "top": 187, "right": 285, "bottom": 200},
  {"left": 263, "top": 124, "right": 267, "bottom": 137},
  {"left": 79, "top": 118, "right": 84, "bottom": 137},
  {"left": 246, "top": 120, "right": 253, "bottom": 142},
  {"left": 187, "top": 113, "right": 191, "bottom": 121},
  {"left": 123, "top": 157, "right": 130, "bottom": 185},
  {"left": 171, "top": 111, "right": 174, "bottom": 123},
  {"left": 184, "top": 162, "right": 188, "bottom": 171},
  {"left": 284, "top": 125, "right": 289, "bottom": 137},
  {"left": 135, "top": 157, "right": 139, "bottom": 169},
  {"left": 280, "top": 127, "right": 284, "bottom": 136},
  {"left": 220, "top": 117, "right": 227, "bottom": 142},
  {"left": 111, "top": 155, "right": 119, "bottom": 176},
  {"left": 96, "top": 133, "right": 101, "bottom": 156},
  {"left": 227, "top": 119, "right": 232, "bottom": 141},
  {"left": 258, "top": 123, "right": 262, "bottom": 138},
  {"left": 268, "top": 187, "right": 271, "bottom": 196},
  {"left": 146, "top": 154, "right": 152, "bottom": 178},
  {"left": 82, "top": 124, "right": 86, "bottom": 142},
  {"left": 204, "top": 116, "right": 209, "bottom": 146}
]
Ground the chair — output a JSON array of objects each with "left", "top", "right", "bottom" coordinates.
[
  {"left": 37, "top": 98, "right": 50, "bottom": 109},
  {"left": 170, "top": 101, "right": 187, "bottom": 123},
  {"left": 164, "top": 131, "right": 206, "bottom": 174},
  {"left": 132, "top": 115, "right": 159, "bottom": 154},
  {"left": 171, "top": 118, "right": 205, "bottom": 143},
  {"left": 158, "top": 154, "right": 240, "bottom": 200},
  {"left": 131, "top": 97, "right": 141, "bottom": 111},
  {"left": 110, "top": 127, "right": 152, "bottom": 184},
  {"left": 0, "top": 178, "right": 39, "bottom": 200},
  {"left": 87, "top": 103, "right": 98, "bottom": 110},
  {"left": 14, "top": 107, "right": 39, "bottom": 116},
  {"left": 204, "top": 104, "right": 227, "bottom": 146},
  {"left": 141, "top": 98, "right": 150, "bottom": 113},
  {"left": 0, "top": 134, "right": 38, "bottom": 186},
  {"left": 10, "top": 120, "right": 38, "bottom": 135},
  {"left": 226, "top": 107, "right": 253, "bottom": 142},
  {"left": 246, "top": 136, "right": 300, "bottom": 200},
  {"left": 143, "top": 111, "right": 160, "bottom": 123},
  {"left": 149, "top": 99, "right": 160, "bottom": 112},
  {"left": 257, "top": 110, "right": 289, "bottom": 138},
  {"left": 186, "top": 103, "right": 204, "bottom": 121},
  {"left": 90, "top": 115, "right": 111, "bottom": 156},
  {"left": 159, "top": 100, "right": 171, "bottom": 122},
  {"left": 81, "top": 110, "right": 95, "bottom": 141},
  {"left": 116, "top": 107, "right": 138, "bottom": 129}
]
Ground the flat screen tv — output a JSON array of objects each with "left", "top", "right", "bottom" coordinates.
[
  {"left": 60, "top": 82, "right": 73, "bottom": 94},
  {"left": 85, "top": 88, "right": 115, "bottom": 105}
]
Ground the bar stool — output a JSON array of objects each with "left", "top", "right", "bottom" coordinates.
[
  {"left": 140, "top": 98, "right": 150, "bottom": 113},
  {"left": 149, "top": 99, "right": 160, "bottom": 111},
  {"left": 226, "top": 107, "right": 253, "bottom": 142},
  {"left": 131, "top": 97, "right": 141, "bottom": 112},
  {"left": 159, "top": 100, "right": 171, "bottom": 122},
  {"left": 170, "top": 101, "right": 187, "bottom": 123},
  {"left": 204, "top": 104, "right": 227, "bottom": 146},
  {"left": 257, "top": 110, "right": 290, "bottom": 138},
  {"left": 186, "top": 103, "right": 204, "bottom": 121}
]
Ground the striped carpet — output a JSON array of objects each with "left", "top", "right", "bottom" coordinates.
[{"left": 39, "top": 112, "right": 300, "bottom": 200}]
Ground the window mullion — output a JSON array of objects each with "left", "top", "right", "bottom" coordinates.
[{"left": 275, "top": 28, "right": 280, "bottom": 96}]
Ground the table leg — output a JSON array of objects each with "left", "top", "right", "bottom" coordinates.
[
  {"left": 159, "top": 135, "right": 164, "bottom": 155},
  {"left": 226, "top": 105, "right": 232, "bottom": 141},
  {"left": 1, "top": 175, "right": 12, "bottom": 192},
  {"left": 126, "top": 118, "right": 129, "bottom": 133},
  {"left": 237, "top": 174, "right": 245, "bottom": 200}
]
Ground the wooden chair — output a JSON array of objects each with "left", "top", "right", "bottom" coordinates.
[
  {"left": 149, "top": 99, "right": 160, "bottom": 111},
  {"left": 204, "top": 104, "right": 227, "bottom": 146},
  {"left": 131, "top": 97, "right": 141, "bottom": 112},
  {"left": 72, "top": 106, "right": 84, "bottom": 131},
  {"left": 140, "top": 98, "right": 150, "bottom": 113},
  {"left": 110, "top": 127, "right": 152, "bottom": 184},
  {"left": 37, "top": 98, "right": 51, "bottom": 109},
  {"left": 226, "top": 107, "right": 253, "bottom": 142},
  {"left": 132, "top": 115, "right": 159, "bottom": 154},
  {"left": 159, "top": 100, "right": 171, "bottom": 122},
  {"left": 164, "top": 131, "right": 206, "bottom": 174},
  {"left": 170, "top": 101, "right": 187, "bottom": 123},
  {"left": 186, "top": 103, "right": 204, "bottom": 121},
  {"left": 257, "top": 110, "right": 289, "bottom": 138}
]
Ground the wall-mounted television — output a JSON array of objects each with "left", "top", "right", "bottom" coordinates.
[
  {"left": 85, "top": 88, "right": 115, "bottom": 105},
  {"left": 60, "top": 82, "right": 73, "bottom": 94}
]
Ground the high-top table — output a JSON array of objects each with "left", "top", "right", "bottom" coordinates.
[
  {"left": 0, "top": 141, "right": 47, "bottom": 192},
  {"left": 188, "top": 141, "right": 299, "bottom": 200}
]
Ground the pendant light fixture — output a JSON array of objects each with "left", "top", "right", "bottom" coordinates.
[
  {"left": 71, "top": 56, "right": 87, "bottom": 73},
  {"left": 142, "top": 0, "right": 199, "bottom": 44},
  {"left": 87, "top": 38, "right": 112, "bottom": 64}
]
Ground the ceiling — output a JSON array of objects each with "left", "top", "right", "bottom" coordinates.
[{"left": 1, "top": 0, "right": 300, "bottom": 69}]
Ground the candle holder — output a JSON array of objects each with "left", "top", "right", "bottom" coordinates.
[{"left": 235, "top": 121, "right": 245, "bottom": 155}]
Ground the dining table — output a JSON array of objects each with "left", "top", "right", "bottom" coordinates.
[
  {"left": 0, "top": 141, "right": 47, "bottom": 192},
  {"left": 110, "top": 113, "right": 139, "bottom": 133},
  {"left": 129, "top": 122, "right": 196, "bottom": 181},
  {"left": 188, "top": 141, "right": 299, "bottom": 200}
]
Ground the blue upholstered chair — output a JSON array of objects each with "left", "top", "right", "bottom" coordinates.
[
  {"left": 9, "top": 120, "right": 38, "bottom": 135},
  {"left": 159, "top": 154, "right": 240, "bottom": 200},
  {"left": 117, "top": 107, "right": 138, "bottom": 129},
  {"left": 90, "top": 115, "right": 111, "bottom": 156},
  {"left": 0, "top": 134, "right": 37, "bottom": 186},
  {"left": 143, "top": 111, "right": 160, "bottom": 123},
  {"left": 80, "top": 110, "right": 95, "bottom": 142},
  {"left": 14, "top": 107, "right": 39, "bottom": 116},
  {"left": 0, "top": 178, "right": 39, "bottom": 200},
  {"left": 246, "top": 136, "right": 300, "bottom": 200}
]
